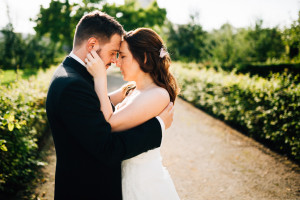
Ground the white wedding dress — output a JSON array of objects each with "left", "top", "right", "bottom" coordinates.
[
  {"left": 121, "top": 147, "right": 180, "bottom": 200},
  {"left": 115, "top": 90, "right": 180, "bottom": 200}
]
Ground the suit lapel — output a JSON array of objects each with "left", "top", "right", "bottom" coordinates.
[
  {"left": 62, "top": 56, "right": 117, "bottom": 111},
  {"left": 62, "top": 56, "right": 94, "bottom": 85}
]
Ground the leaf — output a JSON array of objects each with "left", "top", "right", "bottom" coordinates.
[
  {"left": 3, "top": 113, "right": 9, "bottom": 119},
  {"left": 19, "top": 120, "right": 27, "bottom": 125},
  {"left": 8, "top": 123, "right": 14, "bottom": 131},
  {"left": 8, "top": 115, "right": 15, "bottom": 122},
  {"left": 1, "top": 144, "right": 7, "bottom": 152},
  {"left": 16, "top": 123, "right": 21, "bottom": 129},
  {"left": 0, "top": 140, "right": 6, "bottom": 145}
]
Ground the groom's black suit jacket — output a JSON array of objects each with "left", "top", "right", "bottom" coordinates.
[{"left": 46, "top": 56, "right": 162, "bottom": 200}]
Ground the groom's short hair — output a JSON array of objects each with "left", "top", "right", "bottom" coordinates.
[{"left": 74, "top": 11, "right": 124, "bottom": 47}]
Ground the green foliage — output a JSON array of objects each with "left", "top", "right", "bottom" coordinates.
[
  {"left": 0, "top": 24, "right": 57, "bottom": 70},
  {"left": 0, "top": 24, "right": 26, "bottom": 70},
  {"left": 33, "top": 0, "right": 167, "bottom": 51},
  {"left": 205, "top": 24, "right": 250, "bottom": 69},
  {"left": 33, "top": 0, "right": 74, "bottom": 50},
  {"left": 0, "top": 69, "right": 39, "bottom": 85},
  {"left": 199, "top": 21, "right": 286, "bottom": 71},
  {"left": 236, "top": 63, "right": 300, "bottom": 77},
  {"left": 102, "top": 0, "right": 166, "bottom": 32},
  {"left": 167, "top": 15, "right": 299, "bottom": 74},
  {"left": 282, "top": 11, "right": 300, "bottom": 62},
  {"left": 0, "top": 67, "right": 55, "bottom": 193},
  {"left": 167, "top": 13, "right": 207, "bottom": 62},
  {"left": 246, "top": 20, "right": 285, "bottom": 62},
  {"left": 172, "top": 62, "right": 300, "bottom": 162}
]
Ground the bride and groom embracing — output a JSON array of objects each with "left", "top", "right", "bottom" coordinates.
[{"left": 46, "top": 10, "right": 180, "bottom": 200}]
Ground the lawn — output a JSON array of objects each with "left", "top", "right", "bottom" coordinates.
[{"left": 0, "top": 69, "right": 40, "bottom": 84}]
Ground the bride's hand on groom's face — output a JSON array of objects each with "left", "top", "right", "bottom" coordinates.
[
  {"left": 159, "top": 102, "right": 174, "bottom": 130},
  {"left": 85, "top": 50, "right": 106, "bottom": 79}
]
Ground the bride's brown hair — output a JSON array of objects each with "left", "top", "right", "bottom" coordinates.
[{"left": 123, "top": 28, "right": 180, "bottom": 102}]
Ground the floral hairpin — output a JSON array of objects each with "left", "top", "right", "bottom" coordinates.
[{"left": 159, "top": 46, "right": 168, "bottom": 58}]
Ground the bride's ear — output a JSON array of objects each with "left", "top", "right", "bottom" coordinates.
[{"left": 144, "top": 52, "right": 147, "bottom": 64}]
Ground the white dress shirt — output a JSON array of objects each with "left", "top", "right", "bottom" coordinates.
[{"left": 69, "top": 51, "right": 86, "bottom": 67}]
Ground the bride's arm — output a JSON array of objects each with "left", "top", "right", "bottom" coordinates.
[
  {"left": 93, "top": 77, "right": 113, "bottom": 120},
  {"left": 109, "top": 88, "right": 170, "bottom": 132},
  {"left": 86, "top": 51, "right": 113, "bottom": 121},
  {"left": 109, "top": 82, "right": 135, "bottom": 106},
  {"left": 95, "top": 78, "right": 169, "bottom": 131},
  {"left": 108, "top": 87, "right": 124, "bottom": 106}
]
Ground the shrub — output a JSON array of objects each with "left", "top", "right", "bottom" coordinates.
[
  {"left": 236, "top": 63, "right": 300, "bottom": 77},
  {"left": 0, "top": 67, "right": 55, "bottom": 193},
  {"left": 172, "top": 63, "right": 300, "bottom": 162}
]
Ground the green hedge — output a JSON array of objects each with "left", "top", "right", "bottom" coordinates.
[
  {"left": 172, "top": 63, "right": 300, "bottom": 162},
  {"left": 0, "top": 67, "right": 55, "bottom": 194},
  {"left": 236, "top": 63, "right": 300, "bottom": 77}
]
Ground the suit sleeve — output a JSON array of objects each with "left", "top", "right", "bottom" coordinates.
[{"left": 59, "top": 79, "right": 162, "bottom": 165}]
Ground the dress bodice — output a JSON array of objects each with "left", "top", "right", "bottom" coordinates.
[{"left": 122, "top": 148, "right": 162, "bottom": 165}]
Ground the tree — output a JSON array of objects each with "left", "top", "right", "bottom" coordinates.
[
  {"left": 0, "top": 23, "right": 28, "bottom": 70},
  {"left": 33, "top": 0, "right": 74, "bottom": 51},
  {"left": 0, "top": 3, "right": 26, "bottom": 70},
  {"left": 102, "top": 0, "right": 166, "bottom": 31},
  {"left": 207, "top": 23, "right": 236, "bottom": 68},
  {"left": 0, "top": 2, "right": 56, "bottom": 70},
  {"left": 246, "top": 19, "right": 285, "bottom": 62},
  {"left": 282, "top": 11, "right": 300, "bottom": 62},
  {"left": 33, "top": 0, "right": 167, "bottom": 52},
  {"left": 167, "top": 12, "right": 207, "bottom": 62}
]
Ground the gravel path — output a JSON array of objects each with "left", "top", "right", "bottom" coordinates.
[{"left": 33, "top": 73, "right": 300, "bottom": 200}]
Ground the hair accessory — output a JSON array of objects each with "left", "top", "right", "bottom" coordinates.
[{"left": 159, "top": 47, "right": 168, "bottom": 58}]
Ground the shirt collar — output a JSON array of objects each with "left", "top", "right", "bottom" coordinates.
[{"left": 69, "top": 51, "right": 87, "bottom": 68}]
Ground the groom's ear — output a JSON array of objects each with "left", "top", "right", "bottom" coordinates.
[{"left": 86, "top": 37, "right": 98, "bottom": 52}]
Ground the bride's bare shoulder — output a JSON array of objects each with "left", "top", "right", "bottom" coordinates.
[{"left": 144, "top": 86, "right": 170, "bottom": 102}]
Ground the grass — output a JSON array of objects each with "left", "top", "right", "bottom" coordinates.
[{"left": 0, "top": 69, "right": 40, "bottom": 85}]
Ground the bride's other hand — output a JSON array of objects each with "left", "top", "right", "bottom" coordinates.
[
  {"left": 85, "top": 50, "right": 106, "bottom": 79},
  {"left": 158, "top": 102, "right": 174, "bottom": 130}
]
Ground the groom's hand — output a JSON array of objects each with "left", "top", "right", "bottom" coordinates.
[{"left": 158, "top": 102, "right": 174, "bottom": 130}]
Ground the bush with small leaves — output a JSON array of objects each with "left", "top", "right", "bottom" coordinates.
[
  {"left": 0, "top": 67, "right": 55, "bottom": 193},
  {"left": 172, "top": 62, "right": 300, "bottom": 162}
]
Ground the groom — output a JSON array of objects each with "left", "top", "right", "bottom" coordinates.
[{"left": 46, "top": 11, "right": 174, "bottom": 200}]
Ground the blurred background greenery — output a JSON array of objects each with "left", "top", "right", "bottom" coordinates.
[
  {"left": 1, "top": 0, "right": 299, "bottom": 72},
  {"left": 0, "top": 0, "right": 299, "bottom": 197}
]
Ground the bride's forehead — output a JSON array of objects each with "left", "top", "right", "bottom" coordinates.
[{"left": 120, "top": 41, "right": 128, "bottom": 48}]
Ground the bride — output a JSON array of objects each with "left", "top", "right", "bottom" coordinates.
[{"left": 86, "top": 28, "right": 180, "bottom": 200}]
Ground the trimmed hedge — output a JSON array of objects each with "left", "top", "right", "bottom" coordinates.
[
  {"left": 236, "top": 63, "right": 300, "bottom": 77},
  {"left": 0, "top": 67, "right": 55, "bottom": 194},
  {"left": 172, "top": 63, "right": 300, "bottom": 162}
]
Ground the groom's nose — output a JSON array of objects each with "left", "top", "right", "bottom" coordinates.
[
  {"left": 116, "top": 58, "right": 121, "bottom": 68},
  {"left": 111, "top": 54, "right": 118, "bottom": 64}
]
